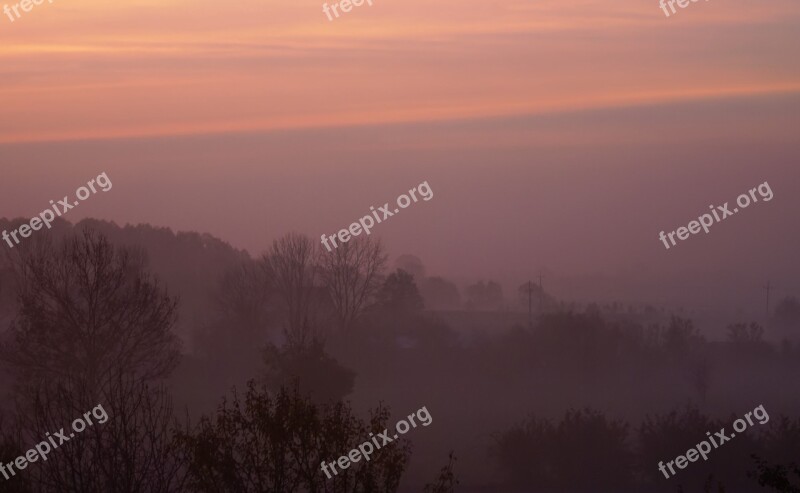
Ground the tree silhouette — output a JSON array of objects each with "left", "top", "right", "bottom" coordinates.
[
  {"left": 465, "top": 280, "right": 503, "bottom": 310},
  {"left": 727, "top": 322, "right": 765, "bottom": 344},
  {"left": 392, "top": 255, "right": 425, "bottom": 282},
  {"left": 262, "top": 339, "right": 356, "bottom": 404},
  {"left": 22, "top": 372, "right": 186, "bottom": 493},
  {"left": 0, "top": 230, "right": 185, "bottom": 493},
  {"left": 750, "top": 455, "right": 800, "bottom": 492},
  {"left": 423, "top": 452, "right": 459, "bottom": 493},
  {"left": 2, "top": 230, "right": 180, "bottom": 392},
  {"left": 638, "top": 406, "right": 726, "bottom": 489},
  {"left": 263, "top": 233, "right": 325, "bottom": 347},
  {"left": 492, "top": 408, "right": 634, "bottom": 491},
  {"left": 376, "top": 269, "right": 423, "bottom": 316},
  {"left": 662, "top": 316, "right": 705, "bottom": 358},
  {"left": 319, "top": 236, "right": 386, "bottom": 332},
  {"left": 177, "top": 382, "right": 410, "bottom": 493},
  {"left": 212, "top": 259, "right": 272, "bottom": 332},
  {"left": 420, "top": 277, "right": 461, "bottom": 311}
]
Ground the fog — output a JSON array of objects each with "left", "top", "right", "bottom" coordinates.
[
  {"left": 2, "top": 92, "right": 799, "bottom": 332},
  {"left": 1, "top": 3, "right": 799, "bottom": 488}
]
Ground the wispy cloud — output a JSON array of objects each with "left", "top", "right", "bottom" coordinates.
[{"left": 1, "top": 0, "right": 798, "bottom": 142}]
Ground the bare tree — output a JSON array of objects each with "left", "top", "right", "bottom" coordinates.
[
  {"left": 262, "top": 233, "right": 323, "bottom": 346},
  {"left": 22, "top": 372, "right": 186, "bottom": 493},
  {"left": 0, "top": 231, "right": 186, "bottom": 492},
  {"left": 319, "top": 236, "right": 386, "bottom": 331},
  {"left": 2, "top": 230, "right": 180, "bottom": 395}
]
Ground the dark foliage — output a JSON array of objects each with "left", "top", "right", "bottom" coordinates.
[
  {"left": 177, "top": 382, "right": 410, "bottom": 493},
  {"left": 491, "top": 408, "right": 635, "bottom": 492},
  {"left": 423, "top": 452, "right": 459, "bottom": 493},
  {"left": 262, "top": 340, "right": 356, "bottom": 404}
]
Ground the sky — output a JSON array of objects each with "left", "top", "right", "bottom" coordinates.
[
  {"left": 1, "top": 0, "right": 799, "bottom": 142},
  {"left": 1, "top": 0, "right": 799, "bottom": 329}
]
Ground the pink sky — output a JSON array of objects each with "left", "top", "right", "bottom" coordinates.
[
  {"left": 1, "top": 0, "right": 799, "bottom": 327},
  {"left": 0, "top": 0, "right": 798, "bottom": 142}
]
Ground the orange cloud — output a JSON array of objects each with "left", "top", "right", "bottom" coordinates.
[{"left": 0, "top": 0, "right": 798, "bottom": 142}]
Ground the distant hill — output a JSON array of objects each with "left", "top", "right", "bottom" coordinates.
[{"left": 0, "top": 216, "right": 250, "bottom": 344}]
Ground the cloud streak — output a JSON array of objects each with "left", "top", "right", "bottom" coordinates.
[{"left": 1, "top": 0, "right": 798, "bottom": 142}]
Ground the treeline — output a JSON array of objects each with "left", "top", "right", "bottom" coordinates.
[
  {"left": 0, "top": 228, "right": 459, "bottom": 492},
  {"left": 492, "top": 406, "right": 800, "bottom": 492},
  {"left": 1, "top": 223, "right": 799, "bottom": 492}
]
